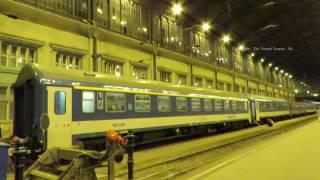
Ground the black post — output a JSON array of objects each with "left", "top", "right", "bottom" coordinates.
[
  {"left": 107, "top": 140, "right": 115, "bottom": 180},
  {"left": 13, "top": 139, "right": 28, "bottom": 180},
  {"left": 127, "top": 130, "right": 135, "bottom": 180}
]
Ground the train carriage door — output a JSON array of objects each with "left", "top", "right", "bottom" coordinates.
[
  {"left": 249, "top": 100, "right": 257, "bottom": 122},
  {"left": 47, "top": 86, "right": 72, "bottom": 149}
]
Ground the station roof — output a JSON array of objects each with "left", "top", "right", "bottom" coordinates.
[{"left": 151, "top": 0, "right": 320, "bottom": 89}]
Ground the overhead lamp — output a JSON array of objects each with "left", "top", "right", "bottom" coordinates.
[
  {"left": 294, "top": 89, "right": 299, "bottom": 93},
  {"left": 97, "top": 7, "right": 103, "bottom": 14},
  {"left": 289, "top": 75, "right": 292, "bottom": 79},
  {"left": 275, "top": 67, "right": 279, "bottom": 71},
  {"left": 222, "top": 35, "right": 231, "bottom": 43},
  {"left": 285, "top": 73, "right": 288, "bottom": 76},
  {"left": 238, "top": 44, "right": 245, "bottom": 51},
  {"left": 280, "top": 70, "right": 284, "bottom": 74},
  {"left": 307, "top": 91, "right": 310, "bottom": 94},
  {"left": 250, "top": 53, "right": 255, "bottom": 57},
  {"left": 268, "top": 63, "right": 273, "bottom": 67},
  {"left": 201, "top": 22, "right": 211, "bottom": 32},
  {"left": 172, "top": 3, "right": 183, "bottom": 15},
  {"left": 260, "top": 58, "right": 265, "bottom": 63}
]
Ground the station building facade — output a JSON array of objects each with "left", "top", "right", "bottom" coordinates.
[{"left": 0, "top": 0, "right": 295, "bottom": 137}]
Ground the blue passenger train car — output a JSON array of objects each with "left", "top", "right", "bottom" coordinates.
[{"left": 12, "top": 64, "right": 315, "bottom": 153}]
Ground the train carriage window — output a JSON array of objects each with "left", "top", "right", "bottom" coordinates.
[
  {"left": 231, "top": 101, "right": 238, "bottom": 112},
  {"left": 204, "top": 99, "right": 213, "bottom": 111},
  {"left": 54, "top": 91, "right": 66, "bottom": 115},
  {"left": 176, "top": 97, "right": 187, "bottom": 111},
  {"left": 244, "top": 102, "right": 248, "bottom": 112},
  {"left": 105, "top": 93, "right": 126, "bottom": 112},
  {"left": 135, "top": 94, "right": 151, "bottom": 112},
  {"left": 191, "top": 98, "right": 201, "bottom": 111},
  {"left": 97, "top": 92, "right": 104, "bottom": 110},
  {"left": 158, "top": 96, "right": 171, "bottom": 112},
  {"left": 238, "top": 101, "right": 245, "bottom": 112},
  {"left": 259, "top": 102, "right": 265, "bottom": 112},
  {"left": 224, "top": 100, "right": 230, "bottom": 111},
  {"left": 82, "top": 91, "right": 95, "bottom": 113},
  {"left": 214, "top": 100, "right": 223, "bottom": 112}
]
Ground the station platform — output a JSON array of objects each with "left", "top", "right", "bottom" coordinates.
[{"left": 186, "top": 118, "right": 320, "bottom": 180}]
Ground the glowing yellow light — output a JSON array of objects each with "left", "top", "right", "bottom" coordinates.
[
  {"left": 222, "top": 35, "right": 231, "bottom": 43},
  {"left": 289, "top": 75, "right": 293, "bottom": 78},
  {"left": 285, "top": 73, "right": 288, "bottom": 76},
  {"left": 142, "top": 27, "right": 148, "bottom": 32},
  {"left": 238, "top": 45, "right": 245, "bottom": 51},
  {"left": 112, "top": 16, "right": 117, "bottom": 20},
  {"left": 251, "top": 53, "right": 255, "bottom": 57},
  {"left": 201, "top": 22, "right": 211, "bottom": 32},
  {"left": 120, "top": 21, "right": 127, "bottom": 26},
  {"left": 260, "top": 58, "right": 265, "bottom": 63},
  {"left": 294, "top": 89, "right": 299, "bottom": 93},
  {"left": 97, "top": 7, "right": 103, "bottom": 14},
  {"left": 172, "top": 3, "right": 183, "bottom": 15},
  {"left": 268, "top": 63, "right": 272, "bottom": 67},
  {"left": 275, "top": 67, "right": 279, "bottom": 71},
  {"left": 280, "top": 70, "right": 284, "bottom": 74}
]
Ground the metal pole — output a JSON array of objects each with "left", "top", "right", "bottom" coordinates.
[
  {"left": 108, "top": 140, "right": 115, "bottom": 180},
  {"left": 14, "top": 139, "right": 27, "bottom": 180},
  {"left": 127, "top": 130, "right": 135, "bottom": 180}
]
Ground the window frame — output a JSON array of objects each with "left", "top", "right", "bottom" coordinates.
[
  {"left": 82, "top": 91, "right": 96, "bottom": 113},
  {"left": 204, "top": 99, "right": 213, "bottom": 111},
  {"left": 157, "top": 96, "right": 171, "bottom": 112},
  {"left": 105, "top": 92, "right": 126, "bottom": 113},
  {"left": 134, "top": 94, "right": 151, "bottom": 112},
  {"left": 176, "top": 96, "right": 188, "bottom": 112},
  {"left": 54, "top": 91, "right": 66, "bottom": 115},
  {"left": 191, "top": 98, "right": 201, "bottom": 112}
]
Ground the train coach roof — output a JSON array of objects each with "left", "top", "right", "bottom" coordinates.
[{"left": 13, "top": 64, "right": 286, "bottom": 101}]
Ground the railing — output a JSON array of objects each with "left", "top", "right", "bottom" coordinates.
[{"left": 18, "top": 0, "right": 89, "bottom": 21}]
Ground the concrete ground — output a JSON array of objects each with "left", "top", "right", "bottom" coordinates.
[{"left": 186, "top": 118, "right": 320, "bottom": 180}]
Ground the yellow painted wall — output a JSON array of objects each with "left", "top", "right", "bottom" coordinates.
[
  {"left": 235, "top": 78, "right": 246, "bottom": 86},
  {"left": 157, "top": 56, "right": 188, "bottom": 72},
  {"left": 193, "top": 66, "right": 214, "bottom": 79},
  {"left": 98, "top": 41, "right": 152, "bottom": 64},
  {"left": 217, "top": 72, "right": 233, "bottom": 83},
  {"left": 248, "top": 81, "right": 258, "bottom": 89}
]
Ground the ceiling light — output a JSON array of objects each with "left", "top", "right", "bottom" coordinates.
[
  {"left": 172, "top": 3, "right": 183, "bottom": 15},
  {"left": 260, "top": 58, "right": 265, "bottom": 63},
  {"left": 238, "top": 44, "right": 245, "bottom": 51},
  {"left": 268, "top": 63, "right": 272, "bottom": 67},
  {"left": 222, "top": 35, "right": 231, "bottom": 43},
  {"left": 201, "top": 22, "right": 211, "bottom": 32},
  {"left": 280, "top": 70, "right": 284, "bottom": 74},
  {"left": 275, "top": 67, "right": 279, "bottom": 71},
  {"left": 250, "top": 53, "right": 255, "bottom": 57}
]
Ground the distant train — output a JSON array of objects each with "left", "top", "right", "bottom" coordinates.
[{"left": 13, "top": 64, "right": 316, "bottom": 153}]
